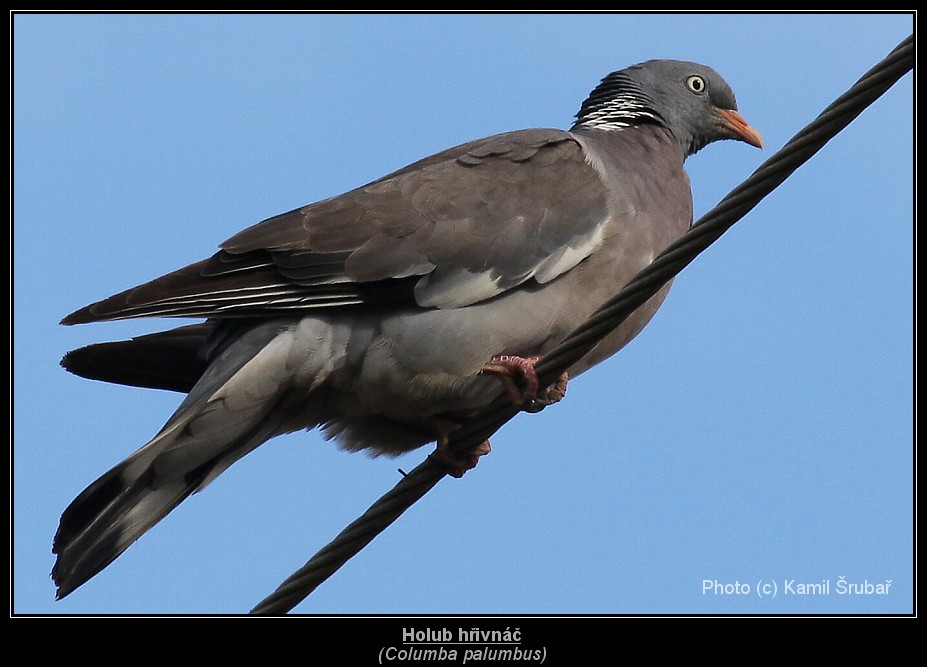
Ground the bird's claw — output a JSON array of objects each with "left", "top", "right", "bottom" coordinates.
[
  {"left": 481, "top": 354, "right": 569, "bottom": 412},
  {"left": 429, "top": 438, "right": 492, "bottom": 479},
  {"left": 523, "top": 371, "right": 569, "bottom": 413}
]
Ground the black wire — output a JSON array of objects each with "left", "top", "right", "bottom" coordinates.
[{"left": 250, "top": 34, "right": 913, "bottom": 615}]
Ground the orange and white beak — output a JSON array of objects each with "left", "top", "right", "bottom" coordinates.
[{"left": 717, "top": 108, "right": 764, "bottom": 148}]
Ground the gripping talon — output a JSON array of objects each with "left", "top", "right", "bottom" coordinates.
[
  {"left": 430, "top": 438, "right": 492, "bottom": 478},
  {"left": 481, "top": 354, "right": 569, "bottom": 412}
]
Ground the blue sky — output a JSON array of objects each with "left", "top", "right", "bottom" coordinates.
[{"left": 13, "top": 13, "right": 913, "bottom": 615}]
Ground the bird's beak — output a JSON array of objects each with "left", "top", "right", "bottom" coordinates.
[{"left": 717, "top": 108, "right": 764, "bottom": 149}]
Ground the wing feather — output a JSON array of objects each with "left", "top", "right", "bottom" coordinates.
[{"left": 63, "top": 128, "right": 613, "bottom": 325}]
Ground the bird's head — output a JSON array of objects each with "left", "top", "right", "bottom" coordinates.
[{"left": 573, "top": 59, "right": 763, "bottom": 157}]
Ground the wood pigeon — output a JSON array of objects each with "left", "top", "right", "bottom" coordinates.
[{"left": 53, "top": 59, "right": 762, "bottom": 599}]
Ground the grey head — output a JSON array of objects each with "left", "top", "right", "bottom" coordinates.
[{"left": 572, "top": 59, "right": 763, "bottom": 157}]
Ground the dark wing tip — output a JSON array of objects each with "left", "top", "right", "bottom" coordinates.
[
  {"left": 58, "top": 258, "right": 215, "bottom": 325},
  {"left": 60, "top": 324, "right": 212, "bottom": 393},
  {"left": 60, "top": 307, "right": 96, "bottom": 326}
]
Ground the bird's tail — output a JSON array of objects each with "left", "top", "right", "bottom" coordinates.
[
  {"left": 52, "top": 428, "right": 218, "bottom": 599},
  {"left": 52, "top": 319, "right": 310, "bottom": 599}
]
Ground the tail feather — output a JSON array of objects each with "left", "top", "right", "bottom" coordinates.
[
  {"left": 52, "top": 451, "right": 206, "bottom": 599},
  {"left": 52, "top": 319, "right": 308, "bottom": 599},
  {"left": 52, "top": 404, "right": 289, "bottom": 599}
]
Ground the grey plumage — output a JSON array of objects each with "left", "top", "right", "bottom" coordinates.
[{"left": 53, "top": 59, "right": 761, "bottom": 599}]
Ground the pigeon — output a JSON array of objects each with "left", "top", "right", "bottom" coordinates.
[{"left": 52, "top": 59, "right": 762, "bottom": 599}]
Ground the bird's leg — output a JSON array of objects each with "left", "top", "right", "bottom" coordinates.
[
  {"left": 427, "top": 418, "right": 492, "bottom": 479},
  {"left": 481, "top": 354, "right": 569, "bottom": 413}
]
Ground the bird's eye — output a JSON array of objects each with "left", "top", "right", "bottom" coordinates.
[{"left": 686, "top": 75, "right": 706, "bottom": 94}]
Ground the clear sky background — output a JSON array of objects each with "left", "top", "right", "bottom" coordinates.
[{"left": 13, "top": 13, "right": 913, "bottom": 616}]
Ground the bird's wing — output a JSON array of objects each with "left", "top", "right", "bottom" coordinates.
[
  {"left": 62, "top": 128, "right": 612, "bottom": 324},
  {"left": 60, "top": 322, "right": 214, "bottom": 393}
]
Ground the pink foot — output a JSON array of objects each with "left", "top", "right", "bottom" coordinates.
[
  {"left": 427, "top": 418, "right": 492, "bottom": 478},
  {"left": 481, "top": 354, "right": 569, "bottom": 413},
  {"left": 430, "top": 437, "right": 492, "bottom": 479}
]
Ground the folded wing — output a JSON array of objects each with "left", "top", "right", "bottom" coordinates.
[{"left": 62, "top": 129, "right": 611, "bottom": 325}]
